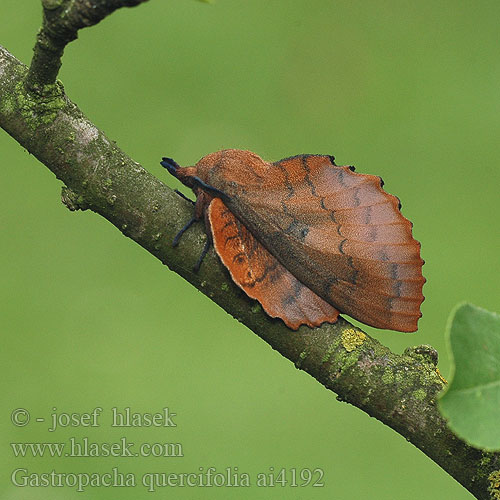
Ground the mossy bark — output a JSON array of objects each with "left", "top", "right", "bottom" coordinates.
[{"left": 0, "top": 30, "right": 499, "bottom": 500}]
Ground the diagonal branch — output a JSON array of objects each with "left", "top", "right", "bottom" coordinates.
[
  {"left": 0, "top": 3, "right": 499, "bottom": 499},
  {"left": 26, "top": 0, "right": 150, "bottom": 91}
]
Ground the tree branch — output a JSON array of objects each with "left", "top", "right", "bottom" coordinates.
[
  {"left": 26, "top": 0, "right": 149, "bottom": 91},
  {"left": 1, "top": 3, "right": 499, "bottom": 499}
]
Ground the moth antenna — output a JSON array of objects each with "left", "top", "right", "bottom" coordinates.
[
  {"left": 193, "top": 238, "right": 211, "bottom": 272},
  {"left": 174, "top": 189, "right": 195, "bottom": 205},
  {"left": 173, "top": 216, "right": 197, "bottom": 247}
]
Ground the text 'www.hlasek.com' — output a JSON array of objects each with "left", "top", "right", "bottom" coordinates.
[{"left": 9, "top": 406, "right": 325, "bottom": 492}]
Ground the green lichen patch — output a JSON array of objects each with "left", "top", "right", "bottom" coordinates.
[
  {"left": 412, "top": 388, "right": 427, "bottom": 401},
  {"left": 488, "top": 470, "right": 500, "bottom": 500},
  {"left": 251, "top": 303, "right": 261, "bottom": 314},
  {"left": 382, "top": 368, "right": 394, "bottom": 385},
  {"left": 1, "top": 91, "right": 15, "bottom": 114},
  {"left": 16, "top": 80, "right": 65, "bottom": 129},
  {"left": 321, "top": 342, "right": 337, "bottom": 363},
  {"left": 295, "top": 350, "right": 308, "bottom": 369},
  {"left": 61, "top": 186, "right": 88, "bottom": 211},
  {"left": 42, "top": 0, "right": 64, "bottom": 9},
  {"left": 404, "top": 344, "right": 438, "bottom": 366},
  {"left": 341, "top": 328, "right": 367, "bottom": 352}
]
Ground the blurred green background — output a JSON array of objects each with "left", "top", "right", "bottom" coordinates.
[{"left": 1, "top": 0, "right": 499, "bottom": 498}]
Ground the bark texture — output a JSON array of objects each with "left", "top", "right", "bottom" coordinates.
[{"left": 1, "top": 3, "right": 499, "bottom": 499}]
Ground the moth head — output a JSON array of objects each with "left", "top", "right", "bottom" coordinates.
[
  {"left": 161, "top": 157, "right": 198, "bottom": 189},
  {"left": 162, "top": 149, "right": 267, "bottom": 202}
]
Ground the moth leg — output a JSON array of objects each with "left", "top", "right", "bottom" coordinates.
[
  {"left": 174, "top": 189, "right": 195, "bottom": 205},
  {"left": 193, "top": 238, "right": 211, "bottom": 273},
  {"left": 172, "top": 190, "right": 214, "bottom": 271},
  {"left": 192, "top": 208, "right": 214, "bottom": 272},
  {"left": 173, "top": 214, "right": 213, "bottom": 272},
  {"left": 173, "top": 217, "right": 197, "bottom": 247}
]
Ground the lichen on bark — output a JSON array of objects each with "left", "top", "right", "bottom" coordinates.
[{"left": 1, "top": 1, "right": 500, "bottom": 498}]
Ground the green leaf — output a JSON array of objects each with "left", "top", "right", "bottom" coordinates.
[{"left": 439, "top": 303, "right": 500, "bottom": 450}]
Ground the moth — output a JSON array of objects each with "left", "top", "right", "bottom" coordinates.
[{"left": 161, "top": 150, "right": 425, "bottom": 332}]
